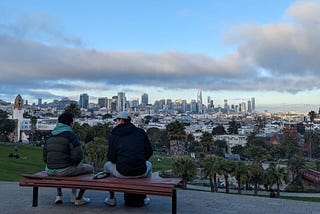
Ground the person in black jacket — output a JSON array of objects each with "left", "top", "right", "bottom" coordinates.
[
  {"left": 43, "top": 112, "right": 93, "bottom": 206},
  {"left": 103, "top": 111, "right": 153, "bottom": 206}
]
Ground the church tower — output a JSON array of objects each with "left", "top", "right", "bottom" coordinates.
[{"left": 12, "top": 94, "right": 24, "bottom": 141}]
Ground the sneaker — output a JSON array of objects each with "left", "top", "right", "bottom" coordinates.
[
  {"left": 144, "top": 197, "right": 151, "bottom": 205},
  {"left": 74, "top": 196, "right": 90, "bottom": 206},
  {"left": 55, "top": 195, "right": 63, "bottom": 204},
  {"left": 104, "top": 197, "right": 116, "bottom": 206}
]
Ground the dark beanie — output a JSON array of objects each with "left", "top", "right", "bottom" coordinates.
[{"left": 58, "top": 112, "right": 74, "bottom": 126}]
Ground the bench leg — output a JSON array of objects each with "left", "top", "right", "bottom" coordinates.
[
  {"left": 172, "top": 189, "right": 177, "bottom": 214},
  {"left": 32, "top": 187, "right": 38, "bottom": 207}
]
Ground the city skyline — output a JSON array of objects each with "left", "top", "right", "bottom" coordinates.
[{"left": 1, "top": 1, "right": 320, "bottom": 113}]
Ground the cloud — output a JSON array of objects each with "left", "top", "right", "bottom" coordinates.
[{"left": 1, "top": 0, "right": 320, "bottom": 102}]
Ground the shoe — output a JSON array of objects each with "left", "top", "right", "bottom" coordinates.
[
  {"left": 104, "top": 197, "right": 116, "bottom": 206},
  {"left": 74, "top": 196, "right": 90, "bottom": 206},
  {"left": 144, "top": 197, "right": 151, "bottom": 205},
  {"left": 55, "top": 195, "right": 63, "bottom": 204}
]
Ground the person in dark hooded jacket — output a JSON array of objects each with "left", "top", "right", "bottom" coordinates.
[
  {"left": 43, "top": 112, "right": 93, "bottom": 206},
  {"left": 103, "top": 111, "right": 153, "bottom": 206}
]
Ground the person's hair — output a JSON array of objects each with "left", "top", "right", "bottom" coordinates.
[{"left": 58, "top": 112, "right": 74, "bottom": 126}]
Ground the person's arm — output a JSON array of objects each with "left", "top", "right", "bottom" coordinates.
[
  {"left": 42, "top": 141, "right": 47, "bottom": 163},
  {"left": 107, "top": 135, "right": 117, "bottom": 163},
  {"left": 144, "top": 132, "right": 153, "bottom": 160},
  {"left": 69, "top": 132, "right": 83, "bottom": 165}
]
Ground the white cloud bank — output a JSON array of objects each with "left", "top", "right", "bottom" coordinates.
[{"left": 0, "top": 1, "right": 320, "bottom": 103}]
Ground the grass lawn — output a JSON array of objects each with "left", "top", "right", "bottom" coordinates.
[
  {"left": 0, "top": 143, "right": 45, "bottom": 181},
  {"left": 0, "top": 143, "right": 173, "bottom": 181}
]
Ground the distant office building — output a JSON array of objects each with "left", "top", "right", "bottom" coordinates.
[
  {"left": 79, "top": 93, "right": 89, "bottom": 109},
  {"left": 247, "top": 100, "right": 252, "bottom": 113},
  {"left": 141, "top": 93, "right": 149, "bottom": 107},
  {"left": 190, "top": 99, "right": 197, "bottom": 113},
  {"left": 181, "top": 99, "right": 187, "bottom": 113},
  {"left": 98, "top": 97, "right": 108, "bottom": 108},
  {"left": 38, "top": 98, "right": 42, "bottom": 106},
  {"left": 197, "top": 90, "right": 203, "bottom": 114},
  {"left": 117, "top": 92, "right": 126, "bottom": 112},
  {"left": 251, "top": 97, "right": 255, "bottom": 112},
  {"left": 240, "top": 102, "right": 246, "bottom": 112},
  {"left": 224, "top": 99, "right": 229, "bottom": 113}
]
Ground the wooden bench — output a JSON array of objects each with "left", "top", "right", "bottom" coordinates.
[{"left": 19, "top": 171, "right": 183, "bottom": 214}]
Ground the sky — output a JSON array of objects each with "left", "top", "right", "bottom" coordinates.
[{"left": 1, "top": 0, "right": 320, "bottom": 113}]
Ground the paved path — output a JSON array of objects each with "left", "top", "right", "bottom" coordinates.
[{"left": 2, "top": 181, "right": 320, "bottom": 214}]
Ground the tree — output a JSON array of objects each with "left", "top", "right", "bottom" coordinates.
[
  {"left": 218, "top": 158, "right": 234, "bottom": 193},
  {"left": 227, "top": 119, "right": 241, "bottom": 134},
  {"left": 249, "top": 161, "right": 264, "bottom": 196},
  {"left": 172, "top": 156, "right": 196, "bottom": 188},
  {"left": 64, "top": 103, "right": 81, "bottom": 118},
  {"left": 213, "top": 139, "right": 227, "bottom": 157},
  {"left": 200, "top": 131, "right": 213, "bottom": 154},
  {"left": 308, "top": 110, "right": 316, "bottom": 123},
  {"left": 264, "top": 162, "right": 288, "bottom": 197},
  {"left": 147, "top": 127, "right": 161, "bottom": 148},
  {"left": 304, "top": 130, "right": 319, "bottom": 159},
  {"left": 281, "top": 133, "right": 299, "bottom": 159},
  {"left": 231, "top": 161, "right": 250, "bottom": 194},
  {"left": 202, "top": 155, "right": 220, "bottom": 192},
  {"left": 84, "top": 137, "right": 108, "bottom": 171},
  {"left": 166, "top": 120, "right": 187, "bottom": 159},
  {"left": 0, "top": 110, "right": 16, "bottom": 142},
  {"left": 212, "top": 125, "right": 226, "bottom": 135},
  {"left": 288, "top": 154, "right": 306, "bottom": 185},
  {"left": 243, "top": 145, "right": 267, "bottom": 162}
]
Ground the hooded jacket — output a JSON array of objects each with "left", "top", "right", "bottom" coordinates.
[
  {"left": 43, "top": 123, "right": 83, "bottom": 169},
  {"left": 107, "top": 122, "right": 153, "bottom": 176}
]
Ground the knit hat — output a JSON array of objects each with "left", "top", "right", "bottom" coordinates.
[{"left": 58, "top": 112, "right": 74, "bottom": 126}]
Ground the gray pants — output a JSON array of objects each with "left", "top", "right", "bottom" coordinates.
[
  {"left": 103, "top": 161, "right": 152, "bottom": 178},
  {"left": 54, "top": 164, "right": 93, "bottom": 176},
  {"left": 49, "top": 164, "right": 93, "bottom": 198}
]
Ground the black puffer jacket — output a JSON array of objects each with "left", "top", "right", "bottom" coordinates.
[
  {"left": 43, "top": 129, "right": 83, "bottom": 169},
  {"left": 107, "top": 122, "right": 153, "bottom": 176}
]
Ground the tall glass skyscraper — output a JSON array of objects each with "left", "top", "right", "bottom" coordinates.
[{"left": 79, "top": 93, "right": 89, "bottom": 109}]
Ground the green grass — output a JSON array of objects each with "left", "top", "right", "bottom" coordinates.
[
  {"left": 0, "top": 143, "right": 173, "bottom": 181},
  {"left": 0, "top": 143, "right": 45, "bottom": 181},
  {"left": 280, "top": 196, "right": 320, "bottom": 203}
]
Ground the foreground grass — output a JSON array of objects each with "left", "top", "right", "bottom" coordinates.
[
  {"left": 280, "top": 196, "right": 320, "bottom": 203},
  {"left": 0, "top": 143, "right": 45, "bottom": 181},
  {"left": 0, "top": 143, "right": 173, "bottom": 181}
]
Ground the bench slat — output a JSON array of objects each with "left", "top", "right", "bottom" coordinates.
[{"left": 19, "top": 172, "right": 183, "bottom": 214}]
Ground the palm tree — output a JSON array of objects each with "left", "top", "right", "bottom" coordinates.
[
  {"left": 202, "top": 155, "right": 220, "bottom": 192},
  {"left": 288, "top": 154, "right": 306, "bottom": 185},
  {"left": 218, "top": 158, "right": 234, "bottom": 193},
  {"left": 200, "top": 131, "right": 213, "bottom": 154},
  {"left": 265, "top": 162, "right": 288, "bottom": 197},
  {"left": 84, "top": 137, "right": 108, "bottom": 172},
  {"left": 304, "top": 130, "right": 319, "bottom": 159},
  {"left": 166, "top": 120, "right": 187, "bottom": 159},
  {"left": 231, "top": 161, "right": 250, "bottom": 194},
  {"left": 308, "top": 110, "right": 316, "bottom": 123},
  {"left": 249, "top": 161, "right": 264, "bottom": 196},
  {"left": 172, "top": 156, "right": 197, "bottom": 188}
]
